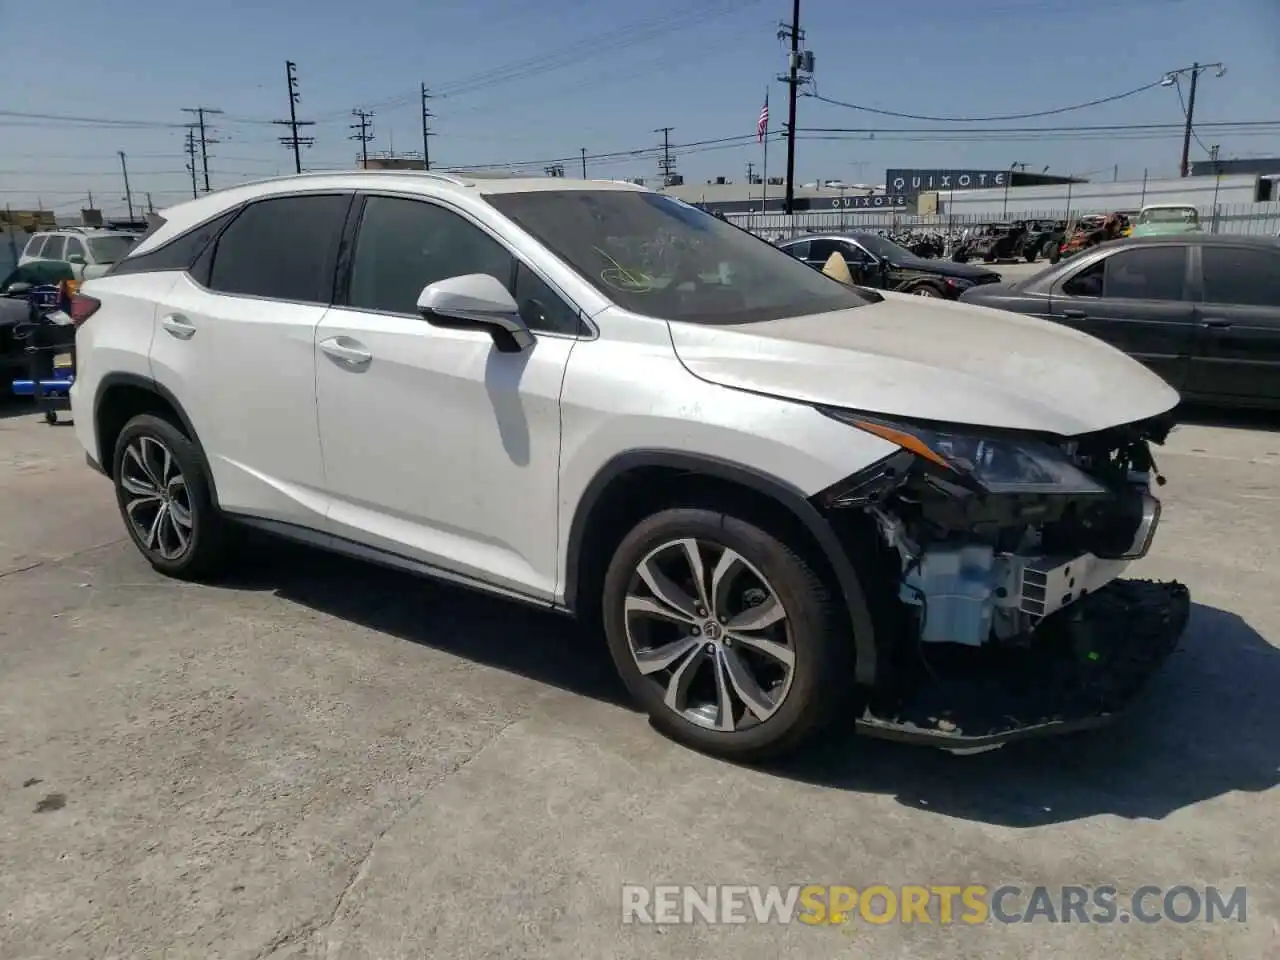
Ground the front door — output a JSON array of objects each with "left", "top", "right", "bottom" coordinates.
[
  {"left": 314, "top": 194, "right": 582, "bottom": 601},
  {"left": 148, "top": 192, "right": 351, "bottom": 528},
  {"left": 1049, "top": 245, "right": 1196, "bottom": 391},
  {"left": 1185, "top": 243, "right": 1280, "bottom": 404}
]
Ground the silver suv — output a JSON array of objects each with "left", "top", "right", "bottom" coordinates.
[{"left": 18, "top": 228, "right": 138, "bottom": 280}]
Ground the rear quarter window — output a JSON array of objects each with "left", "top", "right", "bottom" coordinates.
[{"left": 107, "top": 209, "right": 239, "bottom": 278}]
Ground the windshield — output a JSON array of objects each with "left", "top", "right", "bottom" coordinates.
[
  {"left": 87, "top": 235, "right": 138, "bottom": 263},
  {"left": 850, "top": 232, "right": 915, "bottom": 260},
  {"left": 1139, "top": 207, "right": 1198, "bottom": 225},
  {"left": 484, "top": 190, "right": 873, "bottom": 324}
]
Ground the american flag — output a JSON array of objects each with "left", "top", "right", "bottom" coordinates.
[{"left": 757, "top": 96, "right": 769, "bottom": 143}]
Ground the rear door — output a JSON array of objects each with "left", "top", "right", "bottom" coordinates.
[
  {"left": 1049, "top": 245, "right": 1195, "bottom": 390},
  {"left": 148, "top": 192, "right": 352, "bottom": 528},
  {"left": 1185, "top": 243, "right": 1280, "bottom": 403}
]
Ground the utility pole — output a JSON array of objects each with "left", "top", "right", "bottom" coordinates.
[
  {"left": 580, "top": 147, "right": 588, "bottom": 179},
  {"left": 146, "top": 193, "right": 154, "bottom": 215},
  {"left": 655, "top": 127, "right": 676, "bottom": 184},
  {"left": 182, "top": 106, "right": 222, "bottom": 192},
  {"left": 420, "top": 83, "right": 433, "bottom": 170},
  {"left": 350, "top": 109, "right": 375, "bottom": 167},
  {"left": 776, "top": 0, "right": 813, "bottom": 214},
  {"left": 746, "top": 160, "right": 755, "bottom": 183},
  {"left": 273, "top": 60, "right": 316, "bottom": 174},
  {"left": 118, "top": 151, "right": 134, "bottom": 221},
  {"left": 184, "top": 128, "right": 199, "bottom": 199},
  {"left": 1162, "top": 61, "right": 1226, "bottom": 177}
]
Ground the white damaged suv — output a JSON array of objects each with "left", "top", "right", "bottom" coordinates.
[{"left": 69, "top": 171, "right": 1190, "bottom": 760}]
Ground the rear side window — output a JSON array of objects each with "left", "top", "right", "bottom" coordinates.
[
  {"left": 1201, "top": 246, "right": 1280, "bottom": 307},
  {"left": 41, "top": 236, "right": 66, "bottom": 261},
  {"left": 23, "top": 235, "right": 47, "bottom": 257},
  {"left": 208, "top": 194, "right": 350, "bottom": 304},
  {"left": 108, "top": 209, "right": 239, "bottom": 277}
]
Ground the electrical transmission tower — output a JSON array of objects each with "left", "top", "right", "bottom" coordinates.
[
  {"left": 184, "top": 128, "right": 200, "bottom": 199},
  {"left": 655, "top": 127, "right": 677, "bottom": 184},
  {"left": 273, "top": 60, "right": 315, "bottom": 174},
  {"left": 182, "top": 106, "right": 222, "bottom": 192},
  {"left": 350, "top": 109, "right": 375, "bottom": 166},
  {"left": 420, "top": 83, "right": 434, "bottom": 170}
]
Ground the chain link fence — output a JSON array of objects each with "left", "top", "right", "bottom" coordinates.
[{"left": 728, "top": 202, "right": 1280, "bottom": 241}]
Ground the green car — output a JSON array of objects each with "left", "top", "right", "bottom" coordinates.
[{"left": 1129, "top": 204, "right": 1202, "bottom": 238}]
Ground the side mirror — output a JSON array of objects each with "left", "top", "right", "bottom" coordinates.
[
  {"left": 416, "top": 273, "right": 534, "bottom": 353},
  {"left": 4, "top": 282, "right": 32, "bottom": 296}
]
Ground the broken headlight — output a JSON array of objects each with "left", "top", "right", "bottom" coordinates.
[{"left": 820, "top": 410, "right": 1108, "bottom": 495}]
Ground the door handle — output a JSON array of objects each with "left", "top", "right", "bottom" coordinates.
[
  {"left": 1199, "top": 318, "right": 1232, "bottom": 329},
  {"left": 319, "top": 336, "right": 372, "bottom": 366},
  {"left": 1062, "top": 309, "right": 1088, "bottom": 319},
  {"left": 161, "top": 314, "right": 196, "bottom": 340}
]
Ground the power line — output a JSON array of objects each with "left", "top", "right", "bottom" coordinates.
[
  {"left": 273, "top": 60, "right": 316, "bottom": 174},
  {"left": 0, "top": 109, "right": 186, "bottom": 129},
  {"left": 805, "top": 80, "right": 1165, "bottom": 122},
  {"left": 182, "top": 107, "right": 223, "bottom": 193},
  {"left": 349, "top": 109, "right": 375, "bottom": 166}
]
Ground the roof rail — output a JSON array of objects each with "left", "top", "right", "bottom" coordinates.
[{"left": 210, "top": 168, "right": 480, "bottom": 192}]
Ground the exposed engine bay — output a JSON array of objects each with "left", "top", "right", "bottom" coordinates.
[{"left": 815, "top": 411, "right": 1191, "bottom": 747}]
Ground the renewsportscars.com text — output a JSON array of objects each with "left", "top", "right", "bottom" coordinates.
[{"left": 621, "top": 884, "right": 1247, "bottom": 926}]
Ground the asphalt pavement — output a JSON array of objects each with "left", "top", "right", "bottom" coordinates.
[{"left": 0, "top": 399, "right": 1278, "bottom": 960}]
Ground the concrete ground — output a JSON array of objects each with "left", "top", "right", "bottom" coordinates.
[{"left": 0, "top": 398, "right": 1277, "bottom": 960}]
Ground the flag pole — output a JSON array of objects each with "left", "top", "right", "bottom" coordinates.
[{"left": 760, "top": 88, "right": 769, "bottom": 234}]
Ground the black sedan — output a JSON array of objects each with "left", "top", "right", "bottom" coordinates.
[
  {"left": 779, "top": 232, "right": 1002, "bottom": 299},
  {"left": 959, "top": 234, "right": 1280, "bottom": 409}
]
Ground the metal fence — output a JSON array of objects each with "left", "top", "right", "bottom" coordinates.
[{"left": 728, "top": 202, "right": 1280, "bottom": 240}]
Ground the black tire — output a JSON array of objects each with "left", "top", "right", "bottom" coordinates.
[
  {"left": 601, "top": 507, "right": 853, "bottom": 762},
  {"left": 1024, "top": 249, "right": 1037, "bottom": 262},
  {"left": 1049, "top": 248, "right": 1061, "bottom": 264},
  {"left": 112, "top": 413, "right": 230, "bottom": 581},
  {"left": 983, "top": 252, "right": 996, "bottom": 263},
  {"left": 910, "top": 282, "right": 945, "bottom": 298}
]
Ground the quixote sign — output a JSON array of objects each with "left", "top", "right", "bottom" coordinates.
[
  {"left": 829, "top": 194, "right": 909, "bottom": 209},
  {"left": 886, "top": 169, "right": 1009, "bottom": 196}
]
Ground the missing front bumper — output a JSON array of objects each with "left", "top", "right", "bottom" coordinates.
[{"left": 855, "top": 578, "right": 1191, "bottom": 749}]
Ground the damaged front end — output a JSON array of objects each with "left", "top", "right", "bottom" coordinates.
[{"left": 815, "top": 408, "right": 1191, "bottom": 750}]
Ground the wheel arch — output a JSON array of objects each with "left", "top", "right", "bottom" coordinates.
[
  {"left": 564, "top": 449, "right": 878, "bottom": 686},
  {"left": 93, "top": 372, "right": 220, "bottom": 508}
]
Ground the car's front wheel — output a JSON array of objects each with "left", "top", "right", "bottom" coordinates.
[
  {"left": 602, "top": 508, "right": 851, "bottom": 761},
  {"left": 112, "top": 413, "right": 230, "bottom": 580}
]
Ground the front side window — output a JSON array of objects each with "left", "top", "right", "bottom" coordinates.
[
  {"left": 87, "top": 234, "right": 137, "bottom": 264},
  {"left": 1062, "top": 248, "right": 1185, "bottom": 301},
  {"left": 348, "top": 196, "right": 512, "bottom": 316},
  {"left": 208, "top": 194, "right": 349, "bottom": 303},
  {"left": 64, "top": 237, "right": 87, "bottom": 261},
  {"left": 485, "top": 190, "right": 872, "bottom": 325},
  {"left": 1201, "top": 246, "right": 1280, "bottom": 307},
  {"left": 41, "top": 236, "right": 66, "bottom": 261}
]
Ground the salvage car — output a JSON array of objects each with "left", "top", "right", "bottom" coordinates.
[
  {"left": 71, "top": 172, "right": 1189, "bottom": 760},
  {"left": 959, "top": 234, "right": 1280, "bottom": 409},
  {"left": 780, "top": 231, "right": 1001, "bottom": 298},
  {"left": 952, "top": 221, "right": 1029, "bottom": 263}
]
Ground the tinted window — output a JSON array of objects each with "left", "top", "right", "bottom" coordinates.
[
  {"left": 64, "top": 237, "right": 87, "bottom": 261},
  {"left": 23, "top": 236, "right": 46, "bottom": 257},
  {"left": 1063, "top": 248, "right": 1185, "bottom": 301},
  {"left": 209, "top": 195, "right": 349, "bottom": 303},
  {"left": 485, "top": 190, "right": 872, "bottom": 325},
  {"left": 109, "top": 209, "right": 239, "bottom": 277},
  {"left": 782, "top": 240, "right": 809, "bottom": 260},
  {"left": 1103, "top": 247, "right": 1185, "bottom": 300},
  {"left": 1202, "top": 246, "right": 1280, "bottom": 307},
  {"left": 41, "top": 236, "right": 66, "bottom": 261},
  {"left": 347, "top": 196, "right": 512, "bottom": 315},
  {"left": 807, "top": 239, "right": 844, "bottom": 262},
  {"left": 512, "top": 261, "right": 583, "bottom": 336}
]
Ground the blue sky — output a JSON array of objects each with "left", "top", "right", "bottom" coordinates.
[{"left": 1, "top": 0, "right": 1276, "bottom": 216}]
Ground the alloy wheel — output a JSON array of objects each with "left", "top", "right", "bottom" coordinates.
[
  {"left": 623, "top": 538, "right": 796, "bottom": 732},
  {"left": 912, "top": 286, "right": 940, "bottom": 297},
  {"left": 119, "top": 435, "right": 194, "bottom": 561}
]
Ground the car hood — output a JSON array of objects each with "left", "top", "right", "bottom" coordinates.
[
  {"left": 668, "top": 292, "right": 1180, "bottom": 436},
  {"left": 893, "top": 256, "right": 998, "bottom": 281}
]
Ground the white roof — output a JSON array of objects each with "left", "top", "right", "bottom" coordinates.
[{"left": 141, "top": 170, "right": 648, "bottom": 256}]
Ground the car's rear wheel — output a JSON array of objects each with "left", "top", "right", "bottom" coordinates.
[
  {"left": 602, "top": 508, "right": 851, "bottom": 761},
  {"left": 112, "top": 413, "right": 230, "bottom": 580},
  {"left": 911, "top": 283, "right": 943, "bottom": 297}
]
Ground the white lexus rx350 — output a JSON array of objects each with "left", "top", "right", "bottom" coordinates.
[{"left": 69, "top": 171, "right": 1190, "bottom": 760}]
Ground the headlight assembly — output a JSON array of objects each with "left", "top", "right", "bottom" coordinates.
[{"left": 820, "top": 409, "right": 1107, "bottom": 495}]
